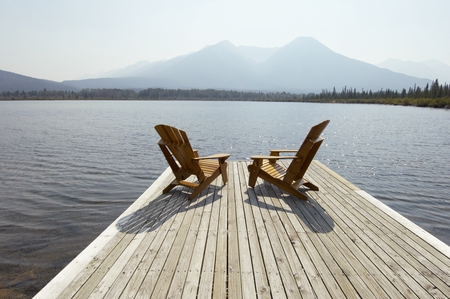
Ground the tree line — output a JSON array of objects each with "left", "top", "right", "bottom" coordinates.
[
  {"left": 1, "top": 79, "right": 449, "bottom": 108},
  {"left": 0, "top": 88, "right": 301, "bottom": 101},
  {"left": 302, "top": 79, "right": 450, "bottom": 107}
]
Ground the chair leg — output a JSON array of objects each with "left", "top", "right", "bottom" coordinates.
[
  {"left": 292, "top": 178, "right": 319, "bottom": 192},
  {"left": 303, "top": 180, "right": 319, "bottom": 191},
  {"left": 260, "top": 174, "right": 308, "bottom": 200},
  {"left": 279, "top": 184, "right": 308, "bottom": 201},
  {"left": 220, "top": 162, "right": 228, "bottom": 184},
  {"left": 247, "top": 164, "right": 260, "bottom": 188},
  {"left": 188, "top": 188, "right": 203, "bottom": 200},
  {"left": 163, "top": 180, "right": 178, "bottom": 194},
  {"left": 291, "top": 179, "right": 304, "bottom": 189},
  {"left": 188, "top": 176, "right": 215, "bottom": 200}
]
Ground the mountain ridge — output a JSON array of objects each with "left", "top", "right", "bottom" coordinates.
[
  {"left": 0, "top": 69, "right": 78, "bottom": 92},
  {"left": 2, "top": 37, "right": 445, "bottom": 93}
]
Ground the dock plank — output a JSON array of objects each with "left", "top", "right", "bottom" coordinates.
[
  {"left": 306, "top": 162, "right": 425, "bottom": 298},
  {"left": 194, "top": 181, "right": 222, "bottom": 299},
  {"left": 246, "top": 176, "right": 287, "bottom": 298},
  {"left": 236, "top": 162, "right": 271, "bottom": 299},
  {"left": 179, "top": 184, "right": 215, "bottom": 299},
  {"left": 148, "top": 186, "right": 208, "bottom": 298},
  {"left": 307, "top": 162, "right": 447, "bottom": 298},
  {"left": 118, "top": 189, "right": 191, "bottom": 299},
  {"left": 35, "top": 161, "right": 450, "bottom": 299},
  {"left": 227, "top": 161, "right": 243, "bottom": 299},
  {"left": 306, "top": 190, "right": 404, "bottom": 297},
  {"left": 212, "top": 175, "right": 229, "bottom": 299},
  {"left": 233, "top": 162, "right": 257, "bottom": 299}
]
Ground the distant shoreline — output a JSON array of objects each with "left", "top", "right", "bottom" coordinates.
[
  {"left": 1, "top": 97, "right": 449, "bottom": 109},
  {"left": 1, "top": 84, "right": 449, "bottom": 109}
]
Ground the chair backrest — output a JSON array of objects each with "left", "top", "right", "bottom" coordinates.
[
  {"left": 155, "top": 124, "right": 203, "bottom": 178},
  {"left": 284, "top": 120, "right": 330, "bottom": 184}
]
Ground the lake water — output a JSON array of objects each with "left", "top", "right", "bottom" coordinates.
[{"left": 0, "top": 100, "right": 449, "bottom": 298}]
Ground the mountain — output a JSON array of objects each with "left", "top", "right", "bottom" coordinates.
[
  {"left": 64, "top": 37, "right": 431, "bottom": 93},
  {"left": 0, "top": 70, "right": 78, "bottom": 92},
  {"left": 1, "top": 37, "right": 434, "bottom": 93},
  {"left": 255, "top": 37, "right": 430, "bottom": 92},
  {"left": 377, "top": 59, "right": 450, "bottom": 84}
]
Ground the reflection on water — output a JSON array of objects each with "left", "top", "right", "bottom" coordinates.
[{"left": 0, "top": 101, "right": 449, "bottom": 297}]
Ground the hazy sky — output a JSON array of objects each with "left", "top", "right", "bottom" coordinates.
[{"left": 1, "top": 0, "right": 449, "bottom": 82}]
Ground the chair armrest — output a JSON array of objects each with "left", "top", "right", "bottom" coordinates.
[
  {"left": 193, "top": 153, "right": 230, "bottom": 160},
  {"left": 269, "top": 149, "right": 297, "bottom": 154},
  {"left": 250, "top": 155, "right": 298, "bottom": 160}
]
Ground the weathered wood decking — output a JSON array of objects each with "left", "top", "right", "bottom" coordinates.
[{"left": 35, "top": 161, "right": 450, "bottom": 298}]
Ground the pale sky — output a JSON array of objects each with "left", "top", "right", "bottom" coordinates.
[{"left": 1, "top": 0, "right": 449, "bottom": 82}]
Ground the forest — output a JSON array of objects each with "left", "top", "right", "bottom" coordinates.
[{"left": 1, "top": 79, "right": 449, "bottom": 108}]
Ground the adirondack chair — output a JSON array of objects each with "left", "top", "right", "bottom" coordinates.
[
  {"left": 247, "top": 120, "right": 330, "bottom": 200},
  {"left": 155, "top": 124, "right": 230, "bottom": 200}
]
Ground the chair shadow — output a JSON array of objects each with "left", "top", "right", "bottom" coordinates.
[
  {"left": 116, "top": 185, "right": 223, "bottom": 234},
  {"left": 244, "top": 181, "right": 334, "bottom": 234}
]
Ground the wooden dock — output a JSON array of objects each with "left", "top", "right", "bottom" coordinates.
[{"left": 34, "top": 161, "right": 450, "bottom": 298}]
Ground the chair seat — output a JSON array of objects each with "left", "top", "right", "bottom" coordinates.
[
  {"left": 261, "top": 161, "right": 286, "bottom": 180},
  {"left": 198, "top": 159, "right": 220, "bottom": 177}
]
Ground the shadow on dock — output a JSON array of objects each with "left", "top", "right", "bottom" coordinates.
[
  {"left": 246, "top": 182, "right": 334, "bottom": 234},
  {"left": 116, "top": 181, "right": 333, "bottom": 235},
  {"left": 115, "top": 186, "right": 224, "bottom": 235}
]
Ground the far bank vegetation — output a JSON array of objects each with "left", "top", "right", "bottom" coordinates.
[{"left": 2, "top": 79, "right": 449, "bottom": 108}]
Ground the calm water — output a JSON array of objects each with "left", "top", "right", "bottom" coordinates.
[{"left": 0, "top": 101, "right": 449, "bottom": 298}]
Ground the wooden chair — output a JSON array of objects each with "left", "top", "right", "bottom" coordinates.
[
  {"left": 247, "top": 120, "right": 330, "bottom": 200},
  {"left": 155, "top": 124, "right": 230, "bottom": 200}
]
